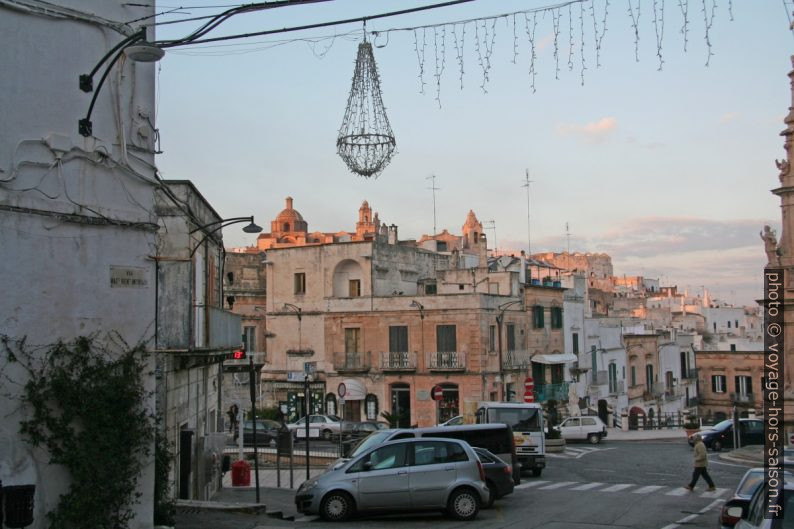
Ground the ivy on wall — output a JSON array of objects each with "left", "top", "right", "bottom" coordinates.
[{"left": 1, "top": 334, "right": 162, "bottom": 529}]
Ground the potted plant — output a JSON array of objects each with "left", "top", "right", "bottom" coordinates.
[
  {"left": 683, "top": 413, "right": 700, "bottom": 437},
  {"left": 542, "top": 276, "right": 553, "bottom": 286},
  {"left": 545, "top": 425, "right": 566, "bottom": 452}
]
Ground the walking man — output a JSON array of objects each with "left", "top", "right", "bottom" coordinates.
[{"left": 685, "top": 433, "right": 716, "bottom": 491}]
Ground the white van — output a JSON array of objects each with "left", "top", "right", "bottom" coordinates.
[{"left": 475, "top": 402, "right": 546, "bottom": 477}]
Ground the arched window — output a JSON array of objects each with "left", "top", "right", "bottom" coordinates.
[
  {"left": 325, "top": 393, "right": 337, "bottom": 416},
  {"left": 283, "top": 222, "right": 290, "bottom": 231},
  {"left": 365, "top": 394, "right": 378, "bottom": 420}
]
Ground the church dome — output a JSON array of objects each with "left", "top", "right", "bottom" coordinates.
[
  {"left": 272, "top": 197, "right": 308, "bottom": 234},
  {"left": 275, "top": 197, "right": 304, "bottom": 222}
]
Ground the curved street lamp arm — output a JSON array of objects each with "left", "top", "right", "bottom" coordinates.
[{"left": 189, "top": 216, "right": 261, "bottom": 257}]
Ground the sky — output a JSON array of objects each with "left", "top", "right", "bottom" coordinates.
[{"left": 153, "top": 0, "right": 794, "bottom": 307}]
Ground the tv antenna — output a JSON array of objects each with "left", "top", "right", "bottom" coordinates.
[
  {"left": 565, "top": 222, "right": 573, "bottom": 254},
  {"left": 426, "top": 174, "right": 440, "bottom": 234},
  {"left": 521, "top": 170, "right": 534, "bottom": 255},
  {"left": 485, "top": 220, "right": 496, "bottom": 255}
]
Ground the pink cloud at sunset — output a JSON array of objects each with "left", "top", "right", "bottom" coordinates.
[{"left": 555, "top": 117, "right": 618, "bottom": 143}]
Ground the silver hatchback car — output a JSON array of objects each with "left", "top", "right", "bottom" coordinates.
[{"left": 295, "top": 437, "right": 489, "bottom": 522}]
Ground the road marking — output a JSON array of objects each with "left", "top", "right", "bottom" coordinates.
[
  {"left": 600, "top": 484, "right": 633, "bottom": 492},
  {"left": 658, "top": 498, "right": 724, "bottom": 529},
  {"left": 708, "top": 458, "right": 754, "bottom": 468},
  {"left": 514, "top": 480, "right": 549, "bottom": 489},
  {"left": 546, "top": 447, "right": 616, "bottom": 459},
  {"left": 633, "top": 485, "right": 664, "bottom": 494},
  {"left": 538, "top": 481, "right": 578, "bottom": 490},
  {"left": 570, "top": 482, "right": 605, "bottom": 491},
  {"left": 699, "top": 487, "right": 728, "bottom": 498},
  {"left": 645, "top": 472, "right": 677, "bottom": 477},
  {"left": 665, "top": 487, "right": 689, "bottom": 496}
]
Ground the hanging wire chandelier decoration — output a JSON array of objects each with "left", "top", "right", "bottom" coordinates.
[{"left": 337, "top": 35, "right": 396, "bottom": 178}]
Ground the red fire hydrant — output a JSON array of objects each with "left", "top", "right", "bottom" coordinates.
[{"left": 231, "top": 460, "right": 251, "bottom": 486}]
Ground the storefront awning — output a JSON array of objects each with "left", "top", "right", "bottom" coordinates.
[
  {"left": 341, "top": 378, "right": 367, "bottom": 400},
  {"left": 531, "top": 352, "right": 578, "bottom": 364}
]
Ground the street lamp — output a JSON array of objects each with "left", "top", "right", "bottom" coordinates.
[
  {"left": 496, "top": 299, "right": 523, "bottom": 401},
  {"left": 189, "top": 216, "right": 262, "bottom": 257},
  {"left": 283, "top": 303, "right": 303, "bottom": 352},
  {"left": 409, "top": 300, "right": 425, "bottom": 363}
]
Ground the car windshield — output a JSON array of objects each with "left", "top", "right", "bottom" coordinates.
[
  {"left": 711, "top": 419, "right": 733, "bottom": 431},
  {"left": 327, "top": 415, "right": 341, "bottom": 422},
  {"left": 488, "top": 408, "right": 541, "bottom": 432},
  {"left": 349, "top": 431, "right": 393, "bottom": 458},
  {"left": 737, "top": 470, "right": 764, "bottom": 497}
]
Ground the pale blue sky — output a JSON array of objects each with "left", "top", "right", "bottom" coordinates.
[{"left": 154, "top": 0, "right": 793, "bottom": 305}]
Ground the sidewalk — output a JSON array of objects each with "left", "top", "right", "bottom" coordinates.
[
  {"left": 605, "top": 427, "right": 688, "bottom": 441},
  {"left": 718, "top": 445, "right": 764, "bottom": 466}
]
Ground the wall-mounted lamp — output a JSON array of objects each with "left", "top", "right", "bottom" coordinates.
[
  {"left": 188, "top": 216, "right": 262, "bottom": 257},
  {"left": 409, "top": 300, "right": 424, "bottom": 320}
]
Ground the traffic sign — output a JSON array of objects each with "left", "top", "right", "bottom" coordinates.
[
  {"left": 338, "top": 382, "right": 347, "bottom": 398},
  {"left": 432, "top": 385, "right": 444, "bottom": 401},
  {"left": 524, "top": 392, "right": 535, "bottom": 403},
  {"left": 524, "top": 377, "right": 534, "bottom": 391}
]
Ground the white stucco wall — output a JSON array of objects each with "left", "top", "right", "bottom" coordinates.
[{"left": 0, "top": 2, "right": 158, "bottom": 527}]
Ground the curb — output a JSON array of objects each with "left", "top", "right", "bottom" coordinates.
[{"left": 718, "top": 452, "right": 763, "bottom": 466}]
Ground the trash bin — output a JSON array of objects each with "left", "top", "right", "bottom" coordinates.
[
  {"left": 277, "top": 431, "right": 293, "bottom": 456},
  {"left": 231, "top": 460, "right": 251, "bottom": 487}
]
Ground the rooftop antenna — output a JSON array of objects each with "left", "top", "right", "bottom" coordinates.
[
  {"left": 565, "top": 222, "right": 572, "bottom": 254},
  {"left": 521, "top": 169, "right": 534, "bottom": 256},
  {"left": 485, "top": 220, "right": 496, "bottom": 256},
  {"left": 426, "top": 174, "right": 440, "bottom": 234}
]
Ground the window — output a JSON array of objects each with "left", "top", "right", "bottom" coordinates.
[
  {"left": 425, "top": 281, "right": 437, "bottom": 295},
  {"left": 550, "top": 307, "right": 563, "bottom": 329},
  {"left": 242, "top": 326, "right": 256, "bottom": 352},
  {"left": 412, "top": 441, "right": 467, "bottom": 466},
  {"left": 735, "top": 375, "right": 752, "bottom": 396},
  {"left": 727, "top": 320, "right": 731, "bottom": 329},
  {"left": 458, "top": 284, "right": 465, "bottom": 290},
  {"left": 630, "top": 366, "right": 637, "bottom": 386},
  {"left": 489, "top": 325, "right": 496, "bottom": 352},
  {"left": 645, "top": 364, "right": 654, "bottom": 389},
  {"left": 730, "top": 344, "right": 736, "bottom": 351},
  {"left": 365, "top": 394, "right": 379, "bottom": 420},
  {"left": 326, "top": 393, "right": 337, "bottom": 416},
  {"left": 564, "top": 418, "right": 581, "bottom": 427},
  {"left": 506, "top": 324, "right": 516, "bottom": 351},
  {"left": 345, "top": 328, "right": 361, "bottom": 353},
  {"left": 437, "top": 241, "right": 448, "bottom": 251},
  {"left": 349, "top": 279, "right": 361, "bottom": 297},
  {"left": 436, "top": 325, "right": 457, "bottom": 352},
  {"left": 350, "top": 443, "right": 407, "bottom": 472},
  {"left": 581, "top": 418, "right": 597, "bottom": 426},
  {"left": 572, "top": 333, "right": 579, "bottom": 354},
  {"left": 591, "top": 345, "right": 597, "bottom": 373},
  {"left": 608, "top": 363, "right": 618, "bottom": 393},
  {"left": 532, "top": 306, "right": 544, "bottom": 328},
  {"left": 665, "top": 370, "right": 674, "bottom": 390},
  {"left": 294, "top": 272, "right": 306, "bottom": 294},
  {"left": 711, "top": 375, "right": 727, "bottom": 393},
  {"left": 283, "top": 222, "right": 290, "bottom": 231},
  {"left": 735, "top": 320, "right": 739, "bottom": 328},
  {"left": 389, "top": 326, "right": 408, "bottom": 352}
]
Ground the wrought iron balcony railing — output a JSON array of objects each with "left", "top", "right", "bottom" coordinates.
[
  {"left": 380, "top": 351, "right": 417, "bottom": 371},
  {"left": 426, "top": 351, "right": 466, "bottom": 371}
]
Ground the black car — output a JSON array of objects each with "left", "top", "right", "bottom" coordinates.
[
  {"left": 473, "top": 447, "right": 514, "bottom": 508},
  {"left": 688, "top": 419, "right": 764, "bottom": 451},
  {"left": 719, "top": 468, "right": 794, "bottom": 528},
  {"left": 242, "top": 419, "right": 282, "bottom": 446}
]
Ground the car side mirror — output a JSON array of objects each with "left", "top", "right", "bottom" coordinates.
[
  {"left": 362, "top": 461, "right": 372, "bottom": 471},
  {"left": 726, "top": 506, "right": 744, "bottom": 518}
]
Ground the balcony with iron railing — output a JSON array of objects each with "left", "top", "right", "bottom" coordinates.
[
  {"left": 730, "top": 392, "right": 754, "bottom": 405},
  {"left": 502, "top": 351, "right": 531, "bottom": 370},
  {"left": 642, "top": 382, "right": 665, "bottom": 401},
  {"left": 608, "top": 380, "right": 625, "bottom": 396},
  {"left": 683, "top": 368, "right": 699, "bottom": 380},
  {"left": 380, "top": 352, "right": 417, "bottom": 372},
  {"left": 534, "top": 382, "right": 569, "bottom": 402},
  {"left": 157, "top": 304, "right": 242, "bottom": 355},
  {"left": 334, "top": 351, "right": 371, "bottom": 374},
  {"left": 426, "top": 351, "right": 466, "bottom": 371}
]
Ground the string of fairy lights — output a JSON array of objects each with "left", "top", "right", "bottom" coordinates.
[{"left": 152, "top": 0, "right": 777, "bottom": 108}]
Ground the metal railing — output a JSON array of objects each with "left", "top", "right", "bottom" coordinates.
[
  {"left": 380, "top": 352, "right": 417, "bottom": 370},
  {"left": 534, "top": 382, "right": 569, "bottom": 402},
  {"left": 502, "top": 351, "right": 531, "bottom": 369},
  {"left": 334, "top": 351, "right": 371, "bottom": 372},
  {"left": 730, "top": 392, "right": 754, "bottom": 404},
  {"left": 426, "top": 351, "right": 466, "bottom": 370},
  {"left": 683, "top": 368, "right": 699, "bottom": 379}
]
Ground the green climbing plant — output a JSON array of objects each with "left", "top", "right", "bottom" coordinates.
[{"left": 1, "top": 334, "right": 155, "bottom": 529}]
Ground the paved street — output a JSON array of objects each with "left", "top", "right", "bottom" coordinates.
[{"left": 176, "top": 439, "right": 754, "bottom": 529}]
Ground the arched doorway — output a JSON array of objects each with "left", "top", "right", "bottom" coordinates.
[
  {"left": 628, "top": 406, "right": 645, "bottom": 431},
  {"left": 390, "top": 383, "right": 411, "bottom": 428},
  {"left": 325, "top": 393, "right": 337, "bottom": 416}
]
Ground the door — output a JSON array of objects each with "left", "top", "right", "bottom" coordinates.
[
  {"left": 178, "top": 428, "right": 194, "bottom": 500},
  {"left": 391, "top": 383, "right": 411, "bottom": 428},
  {"left": 559, "top": 417, "right": 581, "bottom": 439},
  {"left": 353, "top": 442, "right": 410, "bottom": 510},
  {"left": 409, "top": 441, "right": 462, "bottom": 507}
]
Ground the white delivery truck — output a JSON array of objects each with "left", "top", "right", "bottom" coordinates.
[{"left": 475, "top": 401, "right": 546, "bottom": 477}]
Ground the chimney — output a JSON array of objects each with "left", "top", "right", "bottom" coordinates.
[
  {"left": 388, "top": 224, "right": 398, "bottom": 245},
  {"left": 286, "top": 196, "right": 293, "bottom": 209}
]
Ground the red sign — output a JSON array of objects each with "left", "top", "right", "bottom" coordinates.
[
  {"left": 524, "top": 392, "right": 535, "bottom": 403},
  {"left": 232, "top": 350, "right": 246, "bottom": 360},
  {"left": 432, "top": 385, "right": 444, "bottom": 401},
  {"left": 524, "top": 377, "right": 534, "bottom": 391}
]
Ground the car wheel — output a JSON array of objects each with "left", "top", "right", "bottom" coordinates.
[
  {"left": 484, "top": 482, "right": 497, "bottom": 509},
  {"left": 447, "top": 487, "right": 480, "bottom": 521},
  {"left": 588, "top": 433, "right": 600, "bottom": 445},
  {"left": 320, "top": 491, "right": 354, "bottom": 522},
  {"left": 530, "top": 468, "right": 542, "bottom": 477},
  {"left": 322, "top": 429, "right": 332, "bottom": 441},
  {"left": 712, "top": 440, "right": 722, "bottom": 452}
]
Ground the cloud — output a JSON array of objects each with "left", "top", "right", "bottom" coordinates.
[
  {"left": 720, "top": 112, "right": 739, "bottom": 124},
  {"left": 556, "top": 117, "right": 617, "bottom": 143}
]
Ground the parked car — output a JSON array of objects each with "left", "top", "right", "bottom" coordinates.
[
  {"left": 719, "top": 468, "right": 793, "bottom": 528},
  {"left": 555, "top": 416, "right": 608, "bottom": 444},
  {"left": 242, "top": 419, "right": 282, "bottom": 446},
  {"left": 295, "top": 437, "right": 489, "bottom": 522},
  {"left": 341, "top": 421, "right": 389, "bottom": 440},
  {"left": 288, "top": 415, "right": 342, "bottom": 441},
  {"left": 473, "top": 447, "right": 514, "bottom": 508},
  {"left": 687, "top": 419, "right": 764, "bottom": 451},
  {"left": 441, "top": 415, "right": 464, "bottom": 426},
  {"left": 723, "top": 474, "right": 793, "bottom": 529}
]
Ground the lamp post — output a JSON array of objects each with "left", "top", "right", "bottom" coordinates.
[
  {"left": 189, "top": 216, "right": 263, "bottom": 257},
  {"left": 409, "top": 300, "right": 425, "bottom": 366},
  {"left": 496, "top": 300, "right": 523, "bottom": 401}
]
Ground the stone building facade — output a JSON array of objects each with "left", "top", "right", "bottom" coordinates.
[{"left": 694, "top": 350, "right": 765, "bottom": 421}]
